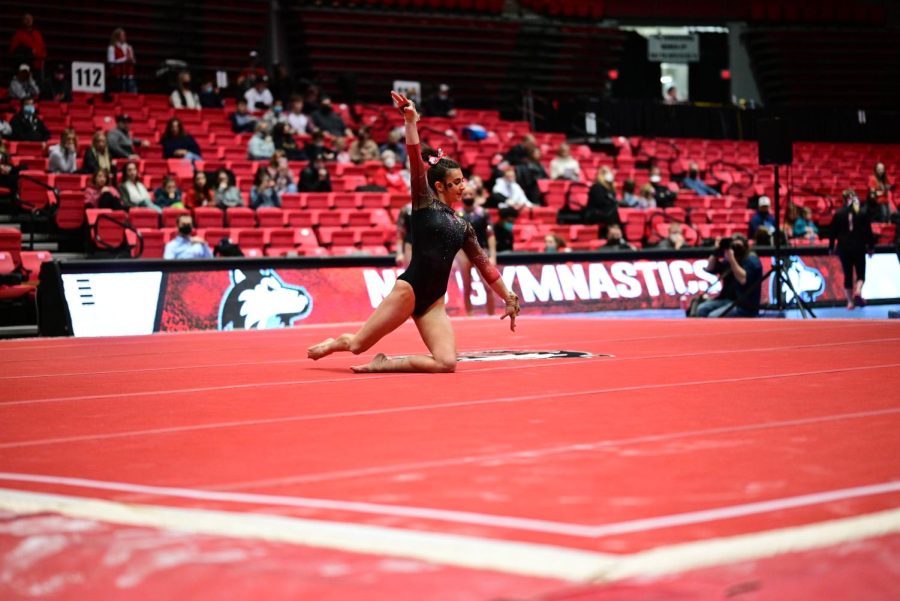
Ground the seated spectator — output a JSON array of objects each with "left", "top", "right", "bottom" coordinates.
[
  {"left": 868, "top": 162, "right": 894, "bottom": 223},
  {"left": 269, "top": 63, "right": 294, "bottom": 106},
  {"left": 681, "top": 161, "right": 719, "bottom": 197},
  {"left": 268, "top": 151, "right": 297, "bottom": 194},
  {"left": 184, "top": 170, "right": 213, "bottom": 208},
  {"left": 349, "top": 126, "right": 380, "bottom": 164},
  {"left": 84, "top": 168, "right": 124, "bottom": 210},
  {"left": 620, "top": 179, "right": 640, "bottom": 208},
  {"left": 550, "top": 143, "right": 582, "bottom": 181},
  {"left": 247, "top": 122, "right": 275, "bottom": 161},
  {"left": 107, "top": 114, "right": 147, "bottom": 160},
  {"left": 107, "top": 28, "right": 137, "bottom": 93},
  {"left": 170, "top": 71, "right": 200, "bottom": 109},
  {"left": 250, "top": 167, "right": 281, "bottom": 209},
  {"left": 9, "top": 97, "right": 50, "bottom": 142},
  {"left": 303, "top": 130, "right": 335, "bottom": 163},
  {"left": 599, "top": 224, "right": 636, "bottom": 251},
  {"left": 236, "top": 50, "right": 265, "bottom": 93},
  {"left": 271, "top": 122, "right": 306, "bottom": 161},
  {"left": 544, "top": 234, "right": 570, "bottom": 253},
  {"left": 753, "top": 228, "right": 772, "bottom": 247},
  {"left": 164, "top": 214, "right": 212, "bottom": 259},
  {"left": 230, "top": 99, "right": 258, "bottom": 134},
  {"left": 423, "top": 83, "right": 456, "bottom": 118},
  {"left": 656, "top": 222, "right": 686, "bottom": 250},
  {"left": 48, "top": 129, "right": 78, "bottom": 174},
  {"left": 359, "top": 151, "right": 408, "bottom": 195},
  {"left": 649, "top": 166, "right": 676, "bottom": 207},
  {"left": 262, "top": 100, "right": 288, "bottom": 128},
  {"left": 0, "top": 116, "right": 11, "bottom": 139},
  {"left": 9, "top": 64, "right": 39, "bottom": 100},
  {"left": 379, "top": 129, "right": 407, "bottom": 165},
  {"left": 311, "top": 97, "right": 350, "bottom": 137},
  {"left": 584, "top": 166, "right": 620, "bottom": 226},
  {"left": 198, "top": 80, "right": 224, "bottom": 109},
  {"left": 9, "top": 14, "right": 46, "bottom": 73},
  {"left": 506, "top": 134, "right": 537, "bottom": 166},
  {"left": 494, "top": 206, "right": 518, "bottom": 252},
  {"left": 492, "top": 165, "right": 532, "bottom": 210},
  {"left": 748, "top": 196, "right": 776, "bottom": 237},
  {"left": 213, "top": 168, "right": 244, "bottom": 209},
  {"left": 333, "top": 136, "right": 351, "bottom": 165},
  {"left": 153, "top": 174, "right": 184, "bottom": 209},
  {"left": 119, "top": 161, "right": 159, "bottom": 211},
  {"left": 81, "top": 131, "right": 115, "bottom": 182},
  {"left": 299, "top": 156, "right": 332, "bottom": 193},
  {"left": 286, "top": 96, "right": 310, "bottom": 135},
  {"left": 695, "top": 234, "right": 762, "bottom": 318},
  {"left": 792, "top": 206, "right": 819, "bottom": 241},
  {"left": 244, "top": 76, "right": 273, "bottom": 111},
  {"left": 469, "top": 175, "right": 489, "bottom": 207},
  {"left": 0, "top": 143, "right": 20, "bottom": 196},
  {"left": 518, "top": 147, "right": 547, "bottom": 205},
  {"left": 161, "top": 118, "right": 202, "bottom": 161},
  {"left": 637, "top": 183, "right": 658, "bottom": 209}
]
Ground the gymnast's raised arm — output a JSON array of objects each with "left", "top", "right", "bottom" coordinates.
[{"left": 390, "top": 90, "right": 429, "bottom": 209}]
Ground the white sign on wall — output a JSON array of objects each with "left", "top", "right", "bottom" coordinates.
[
  {"left": 648, "top": 35, "right": 700, "bottom": 62},
  {"left": 71, "top": 61, "right": 106, "bottom": 93}
]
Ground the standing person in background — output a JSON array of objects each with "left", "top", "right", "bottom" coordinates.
[
  {"left": 48, "top": 129, "right": 79, "bottom": 174},
  {"left": 457, "top": 185, "right": 497, "bottom": 315},
  {"left": 423, "top": 83, "right": 456, "bottom": 118},
  {"left": 830, "top": 189, "right": 876, "bottom": 309},
  {"left": 107, "top": 28, "right": 137, "bottom": 93},
  {"left": 9, "top": 14, "right": 46, "bottom": 74},
  {"left": 170, "top": 71, "right": 201, "bottom": 109},
  {"left": 394, "top": 202, "right": 413, "bottom": 268},
  {"left": 867, "top": 162, "right": 894, "bottom": 223},
  {"left": 494, "top": 206, "right": 517, "bottom": 253},
  {"left": 107, "top": 114, "right": 148, "bottom": 160}
]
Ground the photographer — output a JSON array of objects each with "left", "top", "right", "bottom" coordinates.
[{"left": 695, "top": 234, "right": 763, "bottom": 318}]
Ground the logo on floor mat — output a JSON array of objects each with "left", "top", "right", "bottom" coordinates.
[
  {"left": 218, "top": 269, "right": 313, "bottom": 330},
  {"left": 457, "top": 350, "right": 611, "bottom": 362}
]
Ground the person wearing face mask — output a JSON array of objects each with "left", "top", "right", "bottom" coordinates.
[
  {"left": 164, "top": 214, "right": 212, "bottom": 259},
  {"left": 584, "top": 166, "right": 620, "bottom": 226},
  {"left": 48, "top": 129, "right": 79, "bottom": 174},
  {"left": 494, "top": 206, "right": 517, "bottom": 253},
  {"left": 423, "top": 83, "right": 456, "bottom": 118},
  {"left": 695, "top": 234, "right": 763, "bottom": 318},
  {"left": 457, "top": 185, "right": 497, "bottom": 315},
  {"left": 170, "top": 71, "right": 201, "bottom": 109},
  {"left": 247, "top": 121, "right": 275, "bottom": 160},
  {"left": 648, "top": 166, "right": 676, "bottom": 208},
  {"left": 299, "top": 156, "right": 333, "bottom": 193},
  {"left": 198, "top": 80, "right": 224, "bottom": 108},
  {"left": 9, "top": 97, "right": 50, "bottom": 142},
  {"left": 830, "top": 189, "right": 876, "bottom": 309},
  {"left": 311, "top": 97, "right": 351, "bottom": 137},
  {"left": 379, "top": 129, "right": 407, "bottom": 165},
  {"left": 748, "top": 196, "right": 776, "bottom": 238},
  {"left": 263, "top": 100, "right": 288, "bottom": 128},
  {"left": 681, "top": 161, "right": 719, "bottom": 197}
]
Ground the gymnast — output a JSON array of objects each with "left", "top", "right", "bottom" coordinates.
[{"left": 307, "top": 91, "right": 520, "bottom": 372}]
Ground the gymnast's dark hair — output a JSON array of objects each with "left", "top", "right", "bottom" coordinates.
[{"left": 422, "top": 144, "right": 460, "bottom": 192}]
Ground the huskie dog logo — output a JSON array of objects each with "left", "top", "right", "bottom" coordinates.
[
  {"left": 218, "top": 269, "right": 313, "bottom": 330},
  {"left": 773, "top": 256, "right": 826, "bottom": 304},
  {"left": 456, "top": 350, "right": 610, "bottom": 362}
]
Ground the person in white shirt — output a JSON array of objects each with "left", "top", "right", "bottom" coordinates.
[
  {"left": 247, "top": 122, "right": 275, "bottom": 160},
  {"left": 550, "top": 143, "right": 582, "bottom": 181},
  {"left": 285, "top": 97, "right": 309, "bottom": 135},
  {"left": 170, "top": 71, "right": 200, "bottom": 109},
  {"left": 48, "top": 129, "right": 78, "bottom": 173},
  {"left": 244, "top": 77, "right": 273, "bottom": 111},
  {"left": 492, "top": 166, "right": 532, "bottom": 210},
  {"left": 107, "top": 28, "right": 137, "bottom": 93}
]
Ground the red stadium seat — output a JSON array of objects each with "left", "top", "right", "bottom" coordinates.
[
  {"left": 128, "top": 208, "right": 161, "bottom": 230},
  {"left": 256, "top": 207, "right": 286, "bottom": 228},
  {"left": 194, "top": 207, "right": 225, "bottom": 228},
  {"left": 226, "top": 207, "right": 256, "bottom": 228},
  {"left": 162, "top": 207, "right": 191, "bottom": 228},
  {"left": 0, "top": 228, "right": 23, "bottom": 266},
  {"left": 285, "top": 210, "right": 315, "bottom": 228},
  {"left": 55, "top": 191, "right": 86, "bottom": 231},
  {"left": 20, "top": 250, "right": 52, "bottom": 285}
]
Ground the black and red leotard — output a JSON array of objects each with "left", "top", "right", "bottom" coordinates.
[{"left": 397, "top": 144, "right": 501, "bottom": 315}]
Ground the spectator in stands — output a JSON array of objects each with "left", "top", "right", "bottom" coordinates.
[
  {"left": 469, "top": 175, "right": 489, "bottom": 207},
  {"left": 544, "top": 234, "right": 569, "bottom": 253},
  {"left": 299, "top": 156, "right": 332, "bottom": 193},
  {"left": 333, "top": 136, "right": 352, "bottom": 165},
  {"left": 378, "top": 150, "right": 409, "bottom": 195},
  {"left": 154, "top": 174, "right": 184, "bottom": 209},
  {"left": 380, "top": 129, "right": 407, "bottom": 165},
  {"left": 303, "top": 130, "right": 335, "bottom": 163},
  {"left": 550, "top": 144, "right": 581, "bottom": 181},
  {"left": 303, "top": 84, "right": 322, "bottom": 114},
  {"left": 184, "top": 171, "right": 213, "bottom": 208},
  {"left": 262, "top": 100, "right": 288, "bottom": 129},
  {"left": 108, "top": 114, "right": 148, "bottom": 160},
  {"left": 247, "top": 122, "right": 275, "bottom": 161},
  {"left": 268, "top": 151, "right": 297, "bottom": 194},
  {"left": 792, "top": 206, "right": 819, "bottom": 241},
  {"left": 9, "top": 98, "right": 50, "bottom": 143},
  {"left": 161, "top": 118, "right": 202, "bottom": 161},
  {"left": 286, "top": 97, "right": 310, "bottom": 135},
  {"left": 681, "top": 161, "right": 719, "bottom": 197},
  {"left": 9, "top": 64, "right": 40, "bottom": 100},
  {"left": 9, "top": 14, "right": 46, "bottom": 74},
  {"left": 43, "top": 63, "right": 72, "bottom": 103},
  {"left": 518, "top": 147, "right": 547, "bottom": 205},
  {"left": 492, "top": 165, "right": 532, "bottom": 210},
  {"left": 868, "top": 162, "right": 894, "bottom": 223},
  {"left": 599, "top": 224, "right": 636, "bottom": 252},
  {"left": 494, "top": 206, "right": 518, "bottom": 252},
  {"left": 244, "top": 76, "right": 274, "bottom": 111},
  {"left": 269, "top": 64, "right": 294, "bottom": 106},
  {"left": 695, "top": 234, "right": 762, "bottom": 317},
  {"left": 0, "top": 117, "right": 10, "bottom": 138},
  {"left": 198, "top": 80, "right": 224, "bottom": 109},
  {"left": 649, "top": 166, "right": 676, "bottom": 208},
  {"left": 48, "top": 129, "right": 79, "bottom": 174},
  {"left": 752, "top": 228, "right": 772, "bottom": 247},
  {"left": 81, "top": 131, "right": 115, "bottom": 182},
  {"left": 250, "top": 169, "right": 281, "bottom": 209},
  {"left": 637, "top": 183, "right": 658, "bottom": 209},
  {"left": 395, "top": 202, "right": 413, "bottom": 267},
  {"left": 664, "top": 85, "right": 679, "bottom": 104},
  {"left": 457, "top": 184, "right": 497, "bottom": 315},
  {"left": 164, "top": 214, "right": 212, "bottom": 259},
  {"left": 423, "top": 83, "right": 456, "bottom": 118},
  {"left": 119, "top": 161, "right": 159, "bottom": 211},
  {"left": 349, "top": 126, "right": 380, "bottom": 164},
  {"left": 107, "top": 28, "right": 137, "bottom": 93},
  {"left": 311, "top": 97, "right": 350, "bottom": 137},
  {"left": 0, "top": 143, "right": 20, "bottom": 197},
  {"left": 83, "top": 168, "right": 124, "bottom": 210},
  {"left": 748, "top": 196, "right": 776, "bottom": 237},
  {"left": 656, "top": 223, "right": 686, "bottom": 250},
  {"left": 584, "top": 166, "right": 620, "bottom": 226},
  {"left": 213, "top": 168, "right": 243, "bottom": 209},
  {"left": 830, "top": 189, "right": 875, "bottom": 309},
  {"left": 230, "top": 99, "right": 258, "bottom": 134},
  {"left": 271, "top": 122, "right": 306, "bottom": 161},
  {"left": 506, "top": 134, "right": 537, "bottom": 166},
  {"left": 170, "top": 71, "right": 201, "bottom": 110},
  {"left": 236, "top": 51, "right": 265, "bottom": 94},
  {"left": 620, "top": 179, "right": 640, "bottom": 208}
]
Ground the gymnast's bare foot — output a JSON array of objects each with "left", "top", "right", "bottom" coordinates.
[
  {"left": 307, "top": 338, "right": 335, "bottom": 360},
  {"left": 351, "top": 353, "right": 389, "bottom": 373}
]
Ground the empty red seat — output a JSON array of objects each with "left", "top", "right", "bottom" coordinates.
[
  {"left": 226, "top": 207, "right": 256, "bottom": 228},
  {"left": 285, "top": 210, "right": 315, "bottom": 228},
  {"left": 332, "top": 193, "right": 360, "bottom": 209},
  {"left": 128, "top": 207, "right": 160, "bottom": 229},
  {"left": 0, "top": 251, "right": 30, "bottom": 300},
  {"left": 87, "top": 210, "right": 128, "bottom": 249},
  {"left": 304, "top": 193, "right": 333, "bottom": 209},
  {"left": 134, "top": 229, "right": 166, "bottom": 258},
  {"left": 19, "top": 250, "right": 52, "bottom": 285},
  {"left": 55, "top": 191, "right": 86, "bottom": 231},
  {"left": 317, "top": 210, "right": 344, "bottom": 228},
  {"left": 235, "top": 228, "right": 265, "bottom": 251},
  {"left": 256, "top": 207, "right": 285, "bottom": 228},
  {"left": 281, "top": 192, "right": 303, "bottom": 209},
  {"left": 359, "top": 192, "right": 389, "bottom": 208},
  {"left": 18, "top": 171, "right": 55, "bottom": 210},
  {"left": 162, "top": 207, "right": 191, "bottom": 228},
  {"left": 202, "top": 227, "right": 232, "bottom": 246},
  {"left": 0, "top": 228, "right": 24, "bottom": 266},
  {"left": 318, "top": 228, "right": 356, "bottom": 247},
  {"left": 194, "top": 206, "right": 224, "bottom": 228},
  {"left": 358, "top": 229, "right": 386, "bottom": 246}
]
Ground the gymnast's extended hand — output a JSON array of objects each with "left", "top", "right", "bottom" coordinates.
[
  {"left": 501, "top": 292, "right": 520, "bottom": 332},
  {"left": 391, "top": 90, "right": 420, "bottom": 123}
]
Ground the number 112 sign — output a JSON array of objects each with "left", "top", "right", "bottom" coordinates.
[{"left": 71, "top": 62, "right": 106, "bottom": 94}]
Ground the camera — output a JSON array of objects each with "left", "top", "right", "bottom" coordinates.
[{"left": 715, "top": 236, "right": 732, "bottom": 256}]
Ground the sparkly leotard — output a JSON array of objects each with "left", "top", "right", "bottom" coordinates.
[{"left": 398, "top": 144, "right": 500, "bottom": 316}]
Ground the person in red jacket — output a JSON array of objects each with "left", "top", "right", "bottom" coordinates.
[
  {"left": 107, "top": 28, "right": 137, "bottom": 93},
  {"left": 9, "top": 14, "right": 46, "bottom": 73}
]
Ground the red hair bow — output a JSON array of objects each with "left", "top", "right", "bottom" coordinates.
[{"left": 427, "top": 148, "right": 446, "bottom": 165}]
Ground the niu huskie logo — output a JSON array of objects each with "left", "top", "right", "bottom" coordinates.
[
  {"left": 218, "top": 269, "right": 313, "bottom": 330},
  {"left": 774, "top": 256, "right": 826, "bottom": 304}
]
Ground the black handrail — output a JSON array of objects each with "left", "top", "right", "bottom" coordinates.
[
  {"left": 92, "top": 212, "right": 144, "bottom": 257},
  {"left": 16, "top": 173, "right": 60, "bottom": 251}
]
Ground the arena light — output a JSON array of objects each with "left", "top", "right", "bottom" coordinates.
[
  {"left": 607, "top": 69, "right": 619, "bottom": 80},
  {"left": 720, "top": 69, "right": 732, "bottom": 80}
]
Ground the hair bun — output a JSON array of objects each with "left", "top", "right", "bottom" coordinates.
[{"left": 421, "top": 144, "right": 439, "bottom": 163}]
